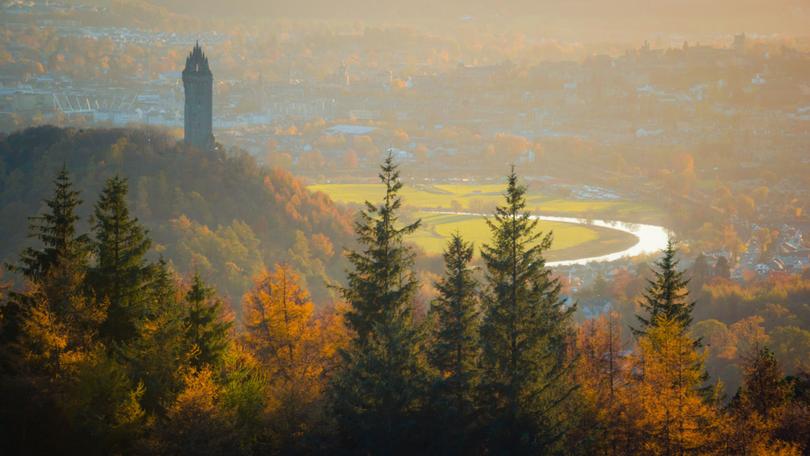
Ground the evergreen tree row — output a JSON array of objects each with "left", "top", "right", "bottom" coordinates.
[
  {"left": 0, "top": 167, "right": 231, "bottom": 454},
  {"left": 1, "top": 157, "right": 808, "bottom": 455}
]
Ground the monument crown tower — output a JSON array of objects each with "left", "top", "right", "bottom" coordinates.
[{"left": 182, "top": 42, "right": 214, "bottom": 151}]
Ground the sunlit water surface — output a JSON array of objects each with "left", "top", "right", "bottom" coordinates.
[{"left": 435, "top": 212, "right": 670, "bottom": 266}]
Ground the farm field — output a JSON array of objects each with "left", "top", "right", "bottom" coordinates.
[
  {"left": 409, "top": 212, "right": 637, "bottom": 260},
  {"left": 308, "top": 183, "right": 649, "bottom": 260},
  {"left": 307, "top": 183, "right": 661, "bottom": 223}
]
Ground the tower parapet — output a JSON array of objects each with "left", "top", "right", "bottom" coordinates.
[{"left": 182, "top": 42, "right": 214, "bottom": 151}]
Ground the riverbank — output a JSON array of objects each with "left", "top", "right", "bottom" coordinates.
[{"left": 423, "top": 212, "right": 670, "bottom": 266}]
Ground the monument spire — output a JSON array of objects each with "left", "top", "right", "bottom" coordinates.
[{"left": 182, "top": 41, "right": 214, "bottom": 150}]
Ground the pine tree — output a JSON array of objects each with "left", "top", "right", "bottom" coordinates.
[
  {"left": 340, "top": 154, "right": 421, "bottom": 343},
  {"left": 329, "top": 154, "right": 429, "bottom": 453},
  {"left": 121, "top": 259, "right": 189, "bottom": 414},
  {"left": 478, "top": 168, "right": 576, "bottom": 453},
  {"left": 88, "top": 176, "right": 153, "bottom": 344},
  {"left": 3, "top": 168, "right": 103, "bottom": 373},
  {"left": 4, "top": 166, "right": 92, "bottom": 346},
  {"left": 427, "top": 233, "right": 480, "bottom": 452},
  {"left": 184, "top": 272, "right": 230, "bottom": 370},
  {"left": 634, "top": 240, "right": 696, "bottom": 338},
  {"left": 14, "top": 165, "right": 88, "bottom": 283}
]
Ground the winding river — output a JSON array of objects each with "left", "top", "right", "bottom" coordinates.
[{"left": 435, "top": 212, "right": 671, "bottom": 267}]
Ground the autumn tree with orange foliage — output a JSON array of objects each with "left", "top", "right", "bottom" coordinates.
[
  {"left": 727, "top": 347, "right": 802, "bottom": 455},
  {"left": 242, "top": 264, "right": 346, "bottom": 450},
  {"left": 628, "top": 317, "right": 724, "bottom": 455},
  {"left": 158, "top": 367, "right": 242, "bottom": 455},
  {"left": 572, "top": 311, "right": 635, "bottom": 455}
]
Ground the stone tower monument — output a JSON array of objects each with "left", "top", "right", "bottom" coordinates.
[{"left": 182, "top": 42, "right": 214, "bottom": 151}]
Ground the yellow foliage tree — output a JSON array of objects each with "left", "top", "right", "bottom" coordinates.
[
  {"left": 242, "top": 264, "right": 346, "bottom": 446},
  {"left": 159, "top": 367, "right": 239, "bottom": 454},
  {"left": 574, "top": 312, "right": 635, "bottom": 454},
  {"left": 629, "top": 317, "right": 724, "bottom": 455}
]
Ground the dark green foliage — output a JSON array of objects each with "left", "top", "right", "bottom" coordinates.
[
  {"left": 689, "top": 252, "right": 711, "bottom": 295},
  {"left": 0, "top": 126, "right": 354, "bottom": 304},
  {"left": 737, "top": 346, "right": 791, "bottom": 419},
  {"left": 13, "top": 165, "right": 88, "bottom": 283},
  {"left": 184, "top": 272, "right": 231, "bottom": 369},
  {"left": 634, "top": 240, "right": 696, "bottom": 337},
  {"left": 64, "top": 350, "right": 148, "bottom": 453},
  {"left": 330, "top": 154, "right": 429, "bottom": 453},
  {"left": 89, "top": 175, "right": 154, "bottom": 345},
  {"left": 3, "top": 133, "right": 810, "bottom": 453},
  {"left": 120, "top": 259, "right": 188, "bottom": 414},
  {"left": 3, "top": 166, "right": 92, "bottom": 349},
  {"left": 478, "top": 168, "right": 576, "bottom": 454},
  {"left": 339, "top": 154, "right": 421, "bottom": 342},
  {"left": 714, "top": 255, "right": 731, "bottom": 280},
  {"left": 427, "top": 233, "right": 480, "bottom": 452}
]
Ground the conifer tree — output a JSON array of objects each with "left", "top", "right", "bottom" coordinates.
[
  {"left": 634, "top": 240, "right": 696, "bottom": 338},
  {"left": 184, "top": 272, "right": 231, "bottom": 369},
  {"left": 3, "top": 167, "right": 103, "bottom": 370},
  {"left": 427, "top": 233, "right": 480, "bottom": 451},
  {"left": 5, "top": 166, "right": 92, "bottom": 345},
  {"left": 121, "top": 259, "right": 188, "bottom": 414},
  {"left": 726, "top": 345, "right": 795, "bottom": 454},
  {"left": 739, "top": 347, "right": 790, "bottom": 418},
  {"left": 339, "top": 154, "right": 421, "bottom": 343},
  {"left": 243, "top": 264, "right": 337, "bottom": 452},
  {"left": 630, "top": 318, "right": 724, "bottom": 455},
  {"left": 714, "top": 255, "right": 731, "bottom": 280},
  {"left": 88, "top": 176, "right": 153, "bottom": 344},
  {"left": 15, "top": 165, "right": 88, "bottom": 283},
  {"left": 573, "top": 312, "right": 629, "bottom": 455},
  {"left": 478, "top": 168, "right": 576, "bottom": 453},
  {"left": 329, "top": 154, "right": 429, "bottom": 453}
]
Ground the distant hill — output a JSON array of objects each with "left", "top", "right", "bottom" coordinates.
[{"left": 0, "top": 126, "right": 354, "bottom": 307}]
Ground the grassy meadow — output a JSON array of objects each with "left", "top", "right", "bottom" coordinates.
[{"left": 308, "top": 183, "right": 654, "bottom": 260}]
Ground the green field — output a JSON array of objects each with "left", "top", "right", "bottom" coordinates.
[
  {"left": 308, "top": 183, "right": 652, "bottom": 260},
  {"left": 308, "top": 183, "right": 660, "bottom": 222},
  {"left": 409, "top": 212, "right": 637, "bottom": 260}
]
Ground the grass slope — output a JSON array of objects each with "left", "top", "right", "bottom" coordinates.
[{"left": 309, "top": 183, "right": 645, "bottom": 261}]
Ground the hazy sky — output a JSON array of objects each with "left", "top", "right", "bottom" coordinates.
[{"left": 149, "top": 0, "right": 809, "bottom": 38}]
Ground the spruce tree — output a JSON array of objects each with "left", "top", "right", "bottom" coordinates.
[
  {"left": 15, "top": 165, "right": 88, "bottom": 283},
  {"left": 88, "top": 175, "right": 153, "bottom": 344},
  {"left": 4, "top": 166, "right": 95, "bottom": 352},
  {"left": 428, "top": 233, "right": 480, "bottom": 451},
  {"left": 121, "top": 259, "right": 188, "bottom": 413},
  {"left": 478, "top": 168, "right": 576, "bottom": 453},
  {"left": 184, "top": 272, "right": 231, "bottom": 369},
  {"left": 634, "top": 240, "right": 695, "bottom": 337},
  {"left": 329, "top": 154, "right": 428, "bottom": 453}
]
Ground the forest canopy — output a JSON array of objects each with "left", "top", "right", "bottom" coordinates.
[{"left": 0, "top": 126, "right": 354, "bottom": 306}]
